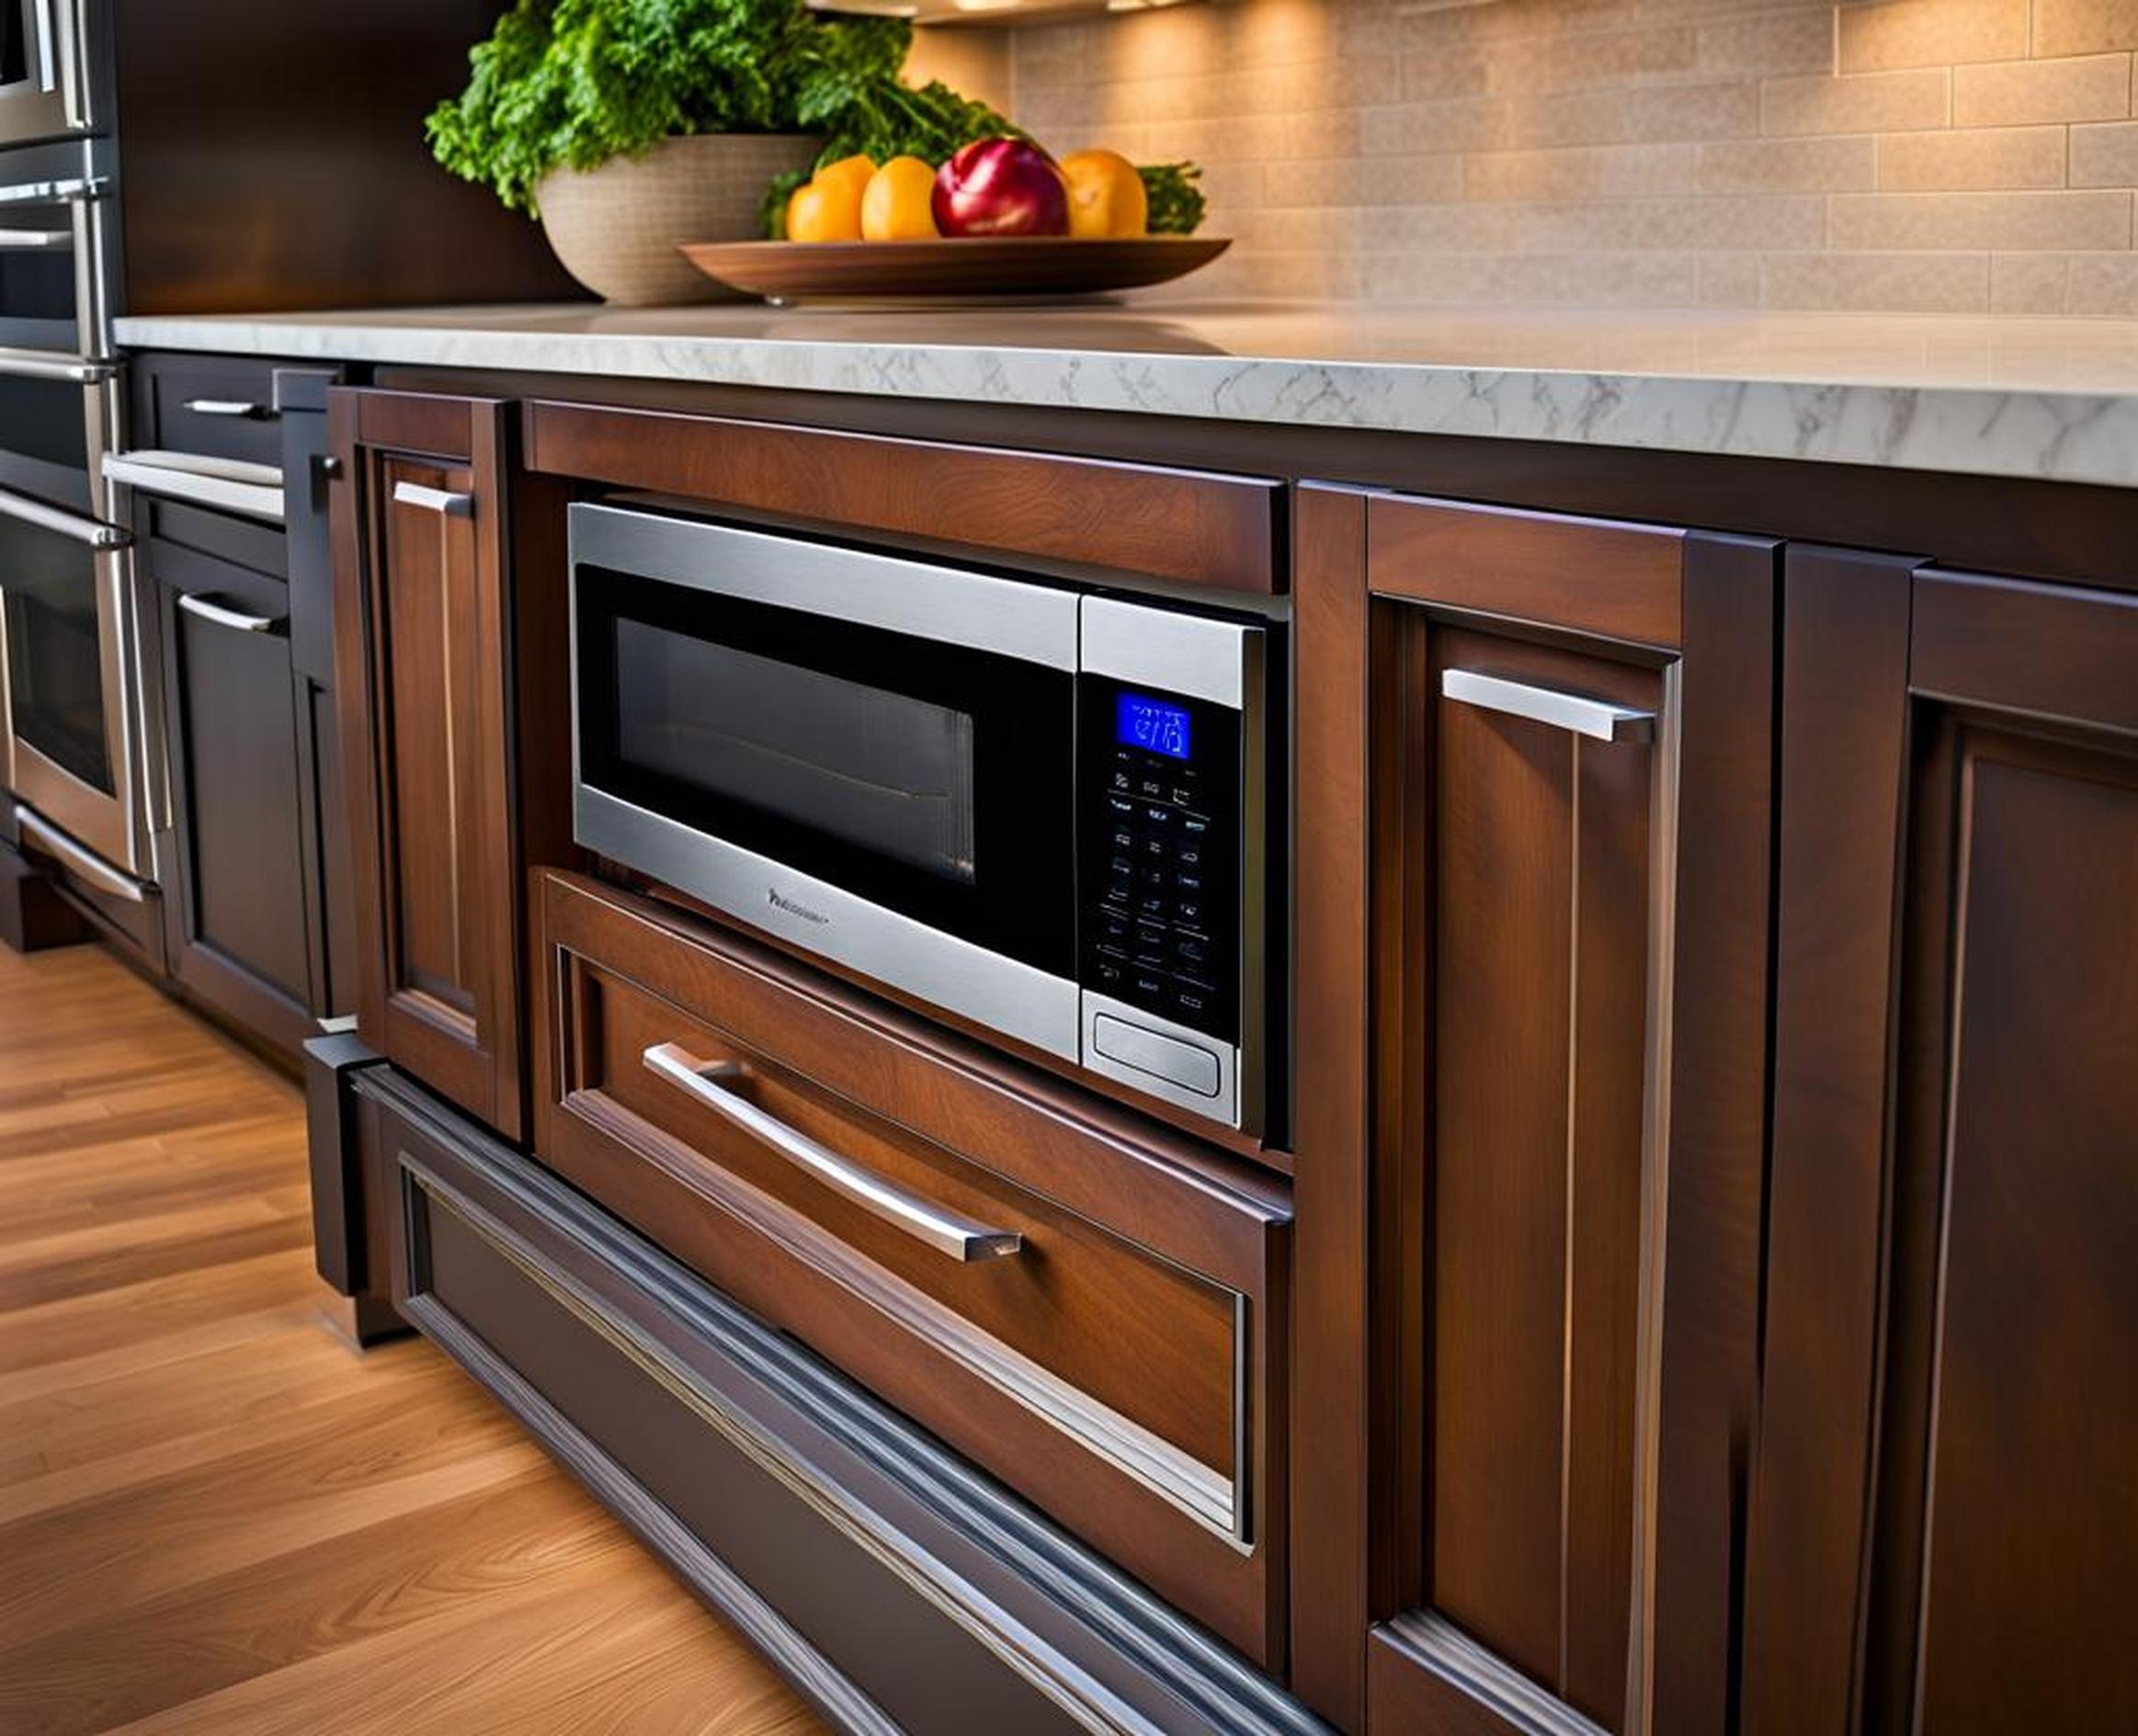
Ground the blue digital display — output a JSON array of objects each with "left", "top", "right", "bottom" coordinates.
[{"left": 1116, "top": 691, "right": 1192, "bottom": 760}]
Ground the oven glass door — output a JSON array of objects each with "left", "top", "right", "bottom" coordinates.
[
  {"left": 0, "top": 360, "right": 108, "bottom": 515},
  {"left": 576, "top": 562, "right": 1078, "bottom": 982},
  {"left": 0, "top": 494, "right": 140, "bottom": 873}
]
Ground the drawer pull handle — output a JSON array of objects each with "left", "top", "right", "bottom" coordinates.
[
  {"left": 177, "top": 593, "right": 283, "bottom": 635},
  {"left": 392, "top": 481, "right": 473, "bottom": 518},
  {"left": 643, "top": 1041, "right": 1025, "bottom": 1264},
  {"left": 182, "top": 398, "right": 275, "bottom": 420},
  {"left": 1441, "top": 668, "right": 1655, "bottom": 743}
]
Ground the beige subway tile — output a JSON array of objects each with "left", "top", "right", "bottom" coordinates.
[
  {"left": 1483, "top": 25, "right": 1700, "bottom": 94},
  {"left": 1699, "top": 133, "right": 1880, "bottom": 187},
  {"left": 1461, "top": 142, "right": 1699, "bottom": 199},
  {"left": 1877, "top": 125, "right": 2069, "bottom": 188},
  {"left": 1989, "top": 252, "right": 2075, "bottom": 308},
  {"left": 1697, "top": 251, "right": 1767, "bottom": 302},
  {"left": 1953, "top": 53, "right": 2132, "bottom": 124},
  {"left": 2072, "top": 119, "right": 2138, "bottom": 183},
  {"left": 1507, "top": 191, "right": 1829, "bottom": 247},
  {"left": 1837, "top": 0, "right": 2028, "bottom": 72},
  {"left": 1696, "top": 11, "right": 1836, "bottom": 75},
  {"left": 2067, "top": 249, "right": 2138, "bottom": 308},
  {"left": 1359, "top": 248, "right": 1701, "bottom": 306},
  {"left": 1262, "top": 153, "right": 1465, "bottom": 206},
  {"left": 1762, "top": 67, "right": 1951, "bottom": 134},
  {"left": 1400, "top": 46, "right": 1495, "bottom": 100},
  {"left": 1829, "top": 187, "right": 2133, "bottom": 245},
  {"left": 2034, "top": 0, "right": 2138, "bottom": 57},
  {"left": 1762, "top": 249, "right": 1992, "bottom": 308},
  {"left": 1507, "top": 77, "right": 1764, "bottom": 145},
  {"left": 1362, "top": 96, "right": 1517, "bottom": 155}
]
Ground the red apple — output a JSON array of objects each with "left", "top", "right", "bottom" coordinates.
[{"left": 931, "top": 139, "right": 1069, "bottom": 238}]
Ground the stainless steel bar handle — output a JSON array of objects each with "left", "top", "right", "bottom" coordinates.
[
  {"left": 392, "top": 481, "right": 474, "bottom": 518},
  {"left": 0, "top": 227, "right": 69, "bottom": 249},
  {"left": 0, "top": 483, "right": 127, "bottom": 547},
  {"left": 0, "top": 176, "right": 102, "bottom": 206},
  {"left": 183, "top": 399, "right": 274, "bottom": 420},
  {"left": 0, "top": 346, "right": 114, "bottom": 383},
  {"left": 176, "top": 593, "right": 283, "bottom": 635},
  {"left": 1441, "top": 668, "right": 1656, "bottom": 744},
  {"left": 17, "top": 808, "right": 146, "bottom": 903},
  {"left": 643, "top": 1042, "right": 1024, "bottom": 1263},
  {"left": 30, "top": 0, "right": 57, "bottom": 93}
]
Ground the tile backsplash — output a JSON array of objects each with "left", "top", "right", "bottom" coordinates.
[{"left": 938, "top": 0, "right": 2138, "bottom": 312}]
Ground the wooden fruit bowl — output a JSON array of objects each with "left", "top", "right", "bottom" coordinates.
[{"left": 677, "top": 235, "right": 1230, "bottom": 305}]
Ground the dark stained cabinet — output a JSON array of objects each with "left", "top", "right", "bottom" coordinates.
[
  {"left": 152, "top": 538, "right": 320, "bottom": 1055},
  {"left": 1293, "top": 491, "right": 1779, "bottom": 1734},
  {"left": 329, "top": 389, "right": 563, "bottom": 1143},
  {"left": 1745, "top": 557, "right": 2138, "bottom": 1735}
]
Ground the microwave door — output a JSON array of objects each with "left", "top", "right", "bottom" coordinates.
[
  {"left": 0, "top": 1, "right": 87, "bottom": 148},
  {"left": 0, "top": 483, "right": 142, "bottom": 878},
  {"left": 570, "top": 506, "right": 1084, "bottom": 1061}
]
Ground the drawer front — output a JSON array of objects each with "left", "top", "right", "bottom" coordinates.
[
  {"left": 137, "top": 352, "right": 286, "bottom": 466},
  {"left": 534, "top": 868, "right": 1290, "bottom": 1665},
  {"left": 524, "top": 399, "right": 1281, "bottom": 594}
]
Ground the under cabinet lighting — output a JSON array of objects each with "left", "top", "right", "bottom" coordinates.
[{"left": 811, "top": 0, "right": 1197, "bottom": 18}]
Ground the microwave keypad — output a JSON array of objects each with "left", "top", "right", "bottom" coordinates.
[{"left": 1082, "top": 703, "right": 1238, "bottom": 1044}]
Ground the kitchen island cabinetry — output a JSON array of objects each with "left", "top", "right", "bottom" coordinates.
[
  {"left": 1745, "top": 559, "right": 2138, "bottom": 1734},
  {"left": 1292, "top": 492, "right": 1776, "bottom": 1734}
]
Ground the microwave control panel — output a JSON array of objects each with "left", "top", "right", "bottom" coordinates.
[{"left": 1077, "top": 677, "right": 1240, "bottom": 1046}]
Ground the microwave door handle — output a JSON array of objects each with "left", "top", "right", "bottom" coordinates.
[{"left": 643, "top": 1042, "right": 1025, "bottom": 1263}]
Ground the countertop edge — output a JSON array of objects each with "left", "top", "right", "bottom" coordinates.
[{"left": 113, "top": 312, "right": 2138, "bottom": 492}]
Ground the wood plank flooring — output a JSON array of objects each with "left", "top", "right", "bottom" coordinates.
[{"left": 0, "top": 939, "right": 824, "bottom": 1735}]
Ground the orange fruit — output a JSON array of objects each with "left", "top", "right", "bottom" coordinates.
[
  {"left": 1060, "top": 149, "right": 1147, "bottom": 240},
  {"left": 860, "top": 155, "right": 940, "bottom": 241},
  {"left": 814, "top": 153, "right": 877, "bottom": 206},
  {"left": 786, "top": 175, "right": 862, "bottom": 244}
]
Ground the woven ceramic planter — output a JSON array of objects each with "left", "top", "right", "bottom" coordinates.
[{"left": 536, "top": 132, "right": 820, "bottom": 306}]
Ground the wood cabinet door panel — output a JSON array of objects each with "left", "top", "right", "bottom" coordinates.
[
  {"left": 1750, "top": 562, "right": 2138, "bottom": 1735},
  {"left": 153, "top": 537, "right": 317, "bottom": 1056},
  {"left": 1395, "top": 618, "right": 1663, "bottom": 1733},
  {"left": 331, "top": 389, "right": 524, "bottom": 1139}
]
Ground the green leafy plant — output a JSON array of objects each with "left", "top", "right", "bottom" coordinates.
[
  {"left": 426, "top": 0, "right": 1209, "bottom": 239},
  {"left": 426, "top": 0, "right": 910, "bottom": 213}
]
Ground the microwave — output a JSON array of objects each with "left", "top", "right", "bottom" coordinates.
[{"left": 569, "top": 504, "right": 1281, "bottom": 1136}]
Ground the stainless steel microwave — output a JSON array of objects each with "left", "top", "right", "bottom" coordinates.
[{"left": 568, "top": 504, "right": 1281, "bottom": 1135}]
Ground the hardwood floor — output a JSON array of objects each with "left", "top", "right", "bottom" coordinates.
[{"left": 0, "top": 939, "right": 824, "bottom": 1735}]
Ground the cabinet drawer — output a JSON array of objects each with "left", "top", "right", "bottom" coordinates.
[
  {"left": 524, "top": 399, "right": 1280, "bottom": 594},
  {"left": 533, "top": 868, "right": 1290, "bottom": 1665},
  {"left": 136, "top": 352, "right": 286, "bottom": 467}
]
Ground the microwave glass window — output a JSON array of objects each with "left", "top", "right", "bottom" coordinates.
[
  {"left": 0, "top": 6, "right": 23, "bottom": 85},
  {"left": 1116, "top": 691, "right": 1192, "bottom": 760},
  {"left": 612, "top": 619, "right": 979, "bottom": 885}
]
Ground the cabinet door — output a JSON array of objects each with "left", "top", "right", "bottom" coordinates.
[
  {"left": 329, "top": 390, "right": 525, "bottom": 1140},
  {"left": 154, "top": 537, "right": 318, "bottom": 1057},
  {"left": 1292, "top": 492, "right": 1777, "bottom": 1734},
  {"left": 1746, "top": 558, "right": 2138, "bottom": 1734}
]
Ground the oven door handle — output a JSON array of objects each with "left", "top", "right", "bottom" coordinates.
[
  {"left": 0, "top": 226, "right": 69, "bottom": 249},
  {"left": 642, "top": 1042, "right": 1025, "bottom": 1263},
  {"left": 0, "top": 484, "right": 126, "bottom": 546},
  {"left": 0, "top": 345, "right": 115, "bottom": 383},
  {"left": 16, "top": 809, "right": 147, "bottom": 903},
  {"left": 103, "top": 451, "right": 286, "bottom": 525},
  {"left": 0, "top": 176, "right": 104, "bottom": 206}
]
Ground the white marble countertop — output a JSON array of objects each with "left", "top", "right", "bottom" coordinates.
[{"left": 114, "top": 301, "right": 2138, "bottom": 489}]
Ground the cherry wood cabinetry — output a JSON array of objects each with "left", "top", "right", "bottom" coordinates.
[
  {"left": 1744, "top": 556, "right": 2138, "bottom": 1735},
  {"left": 531, "top": 868, "right": 1293, "bottom": 1668},
  {"left": 328, "top": 388, "right": 569, "bottom": 1142},
  {"left": 1293, "top": 492, "right": 1778, "bottom": 1734}
]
